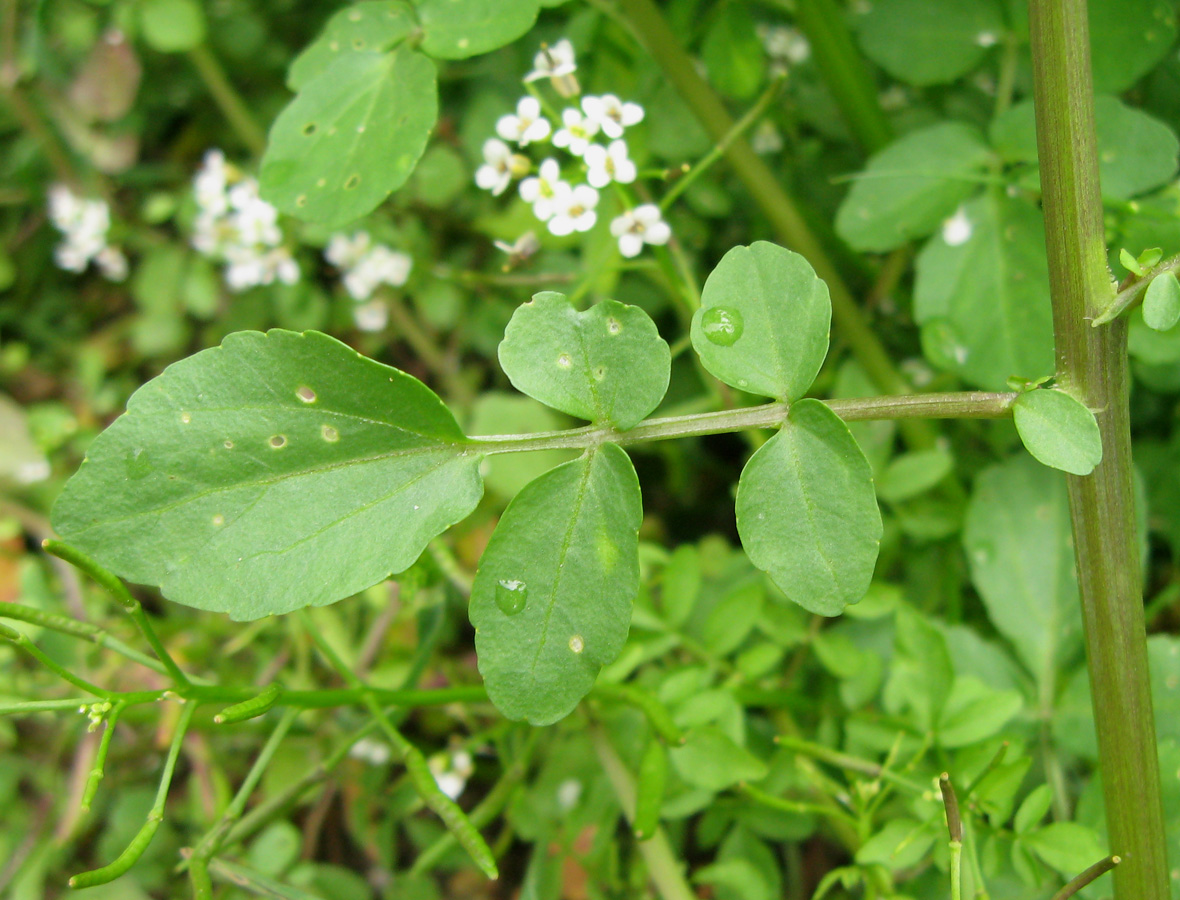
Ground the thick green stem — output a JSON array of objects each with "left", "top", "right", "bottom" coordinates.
[
  {"left": 792, "top": 0, "right": 892, "bottom": 153},
  {"left": 1028, "top": 1, "right": 1169, "bottom": 897},
  {"left": 616, "top": 0, "right": 935, "bottom": 449},
  {"left": 186, "top": 44, "right": 267, "bottom": 156}
]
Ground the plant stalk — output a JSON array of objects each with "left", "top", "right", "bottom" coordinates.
[{"left": 1028, "top": 1, "right": 1169, "bottom": 897}]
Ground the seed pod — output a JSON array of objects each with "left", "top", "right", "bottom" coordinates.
[
  {"left": 69, "top": 817, "right": 161, "bottom": 888},
  {"left": 214, "top": 683, "right": 282, "bottom": 724}
]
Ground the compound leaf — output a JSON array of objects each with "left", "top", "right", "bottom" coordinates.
[
  {"left": 417, "top": 0, "right": 541, "bottom": 59},
  {"left": 52, "top": 330, "right": 483, "bottom": 620},
  {"left": 470, "top": 443, "right": 641, "bottom": 725},
  {"left": 262, "top": 47, "right": 437, "bottom": 228},
  {"left": 690, "top": 242, "right": 830, "bottom": 401},
  {"left": 1013, "top": 388, "right": 1102, "bottom": 476},
  {"left": 498, "top": 293, "right": 670, "bottom": 430},
  {"left": 736, "top": 399, "right": 882, "bottom": 616}
]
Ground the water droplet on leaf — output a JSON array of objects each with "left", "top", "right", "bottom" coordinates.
[
  {"left": 495, "top": 579, "right": 528, "bottom": 615},
  {"left": 701, "top": 307, "right": 744, "bottom": 346}
]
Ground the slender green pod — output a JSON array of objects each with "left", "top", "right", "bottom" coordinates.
[
  {"left": 80, "top": 702, "right": 124, "bottom": 813},
  {"left": 214, "top": 683, "right": 283, "bottom": 724},
  {"left": 633, "top": 737, "right": 667, "bottom": 840},
  {"left": 69, "top": 817, "right": 161, "bottom": 888},
  {"left": 43, "top": 540, "right": 138, "bottom": 610},
  {"left": 393, "top": 729, "right": 499, "bottom": 879}
]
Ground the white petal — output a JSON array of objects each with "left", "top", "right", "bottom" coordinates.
[
  {"left": 496, "top": 115, "right": 521, "bottom": 142},
  {"left": 610, "top": 212, "right": 635, "bottom": 237},
  {"left": 548, "top": 215, "right": 575, "bottom": 237},
  {"left": 644, "top": 221, "right": 671, "bottom": 246},
  {"left": 618, "top": 233, "right": 644, "bottom": 257}
]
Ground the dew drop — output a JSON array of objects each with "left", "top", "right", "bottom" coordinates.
[
  {"left": 700, "top": 307, "right": 744, "bottom": 346},
  {"left": 223, "top": 440, "right": 234, "bottom": 449},
  {"left": 212, "top": 514, "right": 224, "bottom": 526},
  {"left": 180, "top": 412, "right": 192, "bottom": 424},
  {"left": 606, "top": 317, "right": 621, "bottom": 334},
  {"left": 296, "top": 386, "right": 317, "bottom": 403},
  {"left": 269, "top": 434, "right": 287, "bottom": 449},
  {"left": 569, "top": 634, "right": 585, "bottom": 653},
  {"left": 321, "top": 424, "right": 340, "bottom": 442},
  {"left": 495, "top": 579, "right": 528, "bottom": 615},
  {"left": 557, "top": 353, "right": 573, "bottom": 369}
]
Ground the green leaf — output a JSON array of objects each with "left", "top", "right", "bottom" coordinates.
[
  {"left": 261, "top": 48, "right": 438, "bottom": 228},
  {"left": 287, "top": 2, "right": 416, "bottom": 90},
  {"left": 417, "top": 0, "right": 540, "bottom": 60},
  {"left": 914, "top": 192, "right": 1055, "bottom": 390},
  {"left": 1088, "top": 0, "right": 1177, "bottom": 93},
  {"left": 1143, "top": 270, "right": 1180, "bottom": 331},
  {"left": 855, "top": 819, "right": 938, "bottom": 870},
  {"left": 991, "top": 96, "right": 1179, "bottom": 202},
  {"left": 139, "top": 0, "right": 206, "bottom": 52},
  {"left": 1014, "top": 785, "right": 1054, "bottom": 834},
  {"left": 690, "top": 242, "right": 830, "bottom": 401},
  {"left": 1012, "top": 388, "right": 1102, "bottom": 476},
  {"left": 51, "top": 330, "right": 483, "bottom": 620},
  {"left": 963, "top": 455, "right": 1082, "bottom": 689},
  {"left": 936, "top": 677, "right": 1022, "bottom": 748},
  {"left": 668, "top": 726, "right": 768, "bottom": 791},
  {"left": 660, "top": 545, "right": 701, "bottom": 629},
  {"left": 736, "top": 399, "right": 882, "bottom": 616},
  {"left": 883, "top": 604, "right": 953, "bottom": 731},
  {"left": 876, "top": 447, "right": 954, "bottom": 503},
  {"left": 1023, "top": 822, "right": 1107, "bottom": 877},
  {"left": 498, "top": 293, "right": 671, "bottom": 430},
  {"left": 469, "top": 444, "right": 641, "bottom": 725},
  {"left": 835, "top": 123, "right": 994, "bottom": 252},
  {"left": 856, "top": 0, "right": 1005, "bottom": 86}
]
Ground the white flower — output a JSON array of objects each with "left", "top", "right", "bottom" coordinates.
[
  {"left": 325, "top": 231, "right": 373, "bottom": 270},
  {"left": 581, "top": 94, "right": 643, "bottom": 140},
  {"left": 556, "top": 778, "right": 583, "bottom": 811},
  {"left": 223, "top": 246, "right": 300, "bottom": 291},
  {"left": 325, "top": 231, "right": 413, "bottom": 301},
  {"left": 519, "top": 158, "right": 567, "bottom": 221},
  {"left": 94, "top": 246, "right": 128, "bottom": 282},
  {"left": 759, "top": 25, "right": 811, "bottom": 65},
  {"left": 349, "top": 738, "right": 392, "bottom": 766},
  {"left": 552, "top": 108, "right": 600, "bottom": 157},
  {"left": 496, "top": 96, "right": 552, "bottom": 146},
  {"left": 942, "top": 207, "right": 973, "bottom": 246},
  {"left": 194, "top": 149, "right": 230, "bottom": 217},
  {"left": 47, "top": 184, "right": 125, "bottom": 281},
  {"left": 583, "top": 140, "right": 637, "bottom": 188},
  {"left": 610, "top": 204, "right": 671, "bottom": 257},
  {"left": 751, "top": 120, "right": 784, "bottom": 155},
  {"left": 353, "top": 299, "right": 389, "bottom": 332},
  {"left": 475, "top": 138, "right": 528, "bottom": 196},
  {"left": 524, "top": 39, "right": 577, "bottom": 82},
  {"left": 428, "top": 748, "right": 476, "bottom": 801},
  {"left": 547, "top": 183, "right": 599, "bottom": 236}
]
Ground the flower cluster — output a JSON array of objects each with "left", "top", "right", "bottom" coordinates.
[
  {"left": 191, "top": 149, "right": 300, "bottom": 292},
  {"left": 323, "top": 231, "right": 413, "bottom": 332},
  {"left": 474, "top": 40, "right": 672, "bottom": 259},
  {"left": 47, "top": 184, "right": 127, "bottom": 281}
]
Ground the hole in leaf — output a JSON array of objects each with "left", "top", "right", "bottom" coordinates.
[
  {"left": 569, "top": 635, "right": 585, "bottom": 653},
  {"left": 321, "top": 424, "right": 340, "bottom": 442},
  {"left": 303, "top": 123, "right": 317, "bottom": 136},
  {"left": 344, "top": 174, "right": 360, "bottom": 190},
  {"left": 212, "top": 514, "right": 224, "bottom": 526},
  {"left": 557, "top": 354, "right": 572, "bottom": 369},
  {"left": 296, "top": 386, "right": 316, "bottom": 403},
  {"left": 180, "top": 412, "right": 192, "bottom": 424},
  {"left": 295, "top": 194, "right": 307, "bottom": 207},
  {"left": 269, "top": 434, "right": 287, "bottom": 449},
  {"left": 223, "top": 440, "right": 234, "bottom": 449}
]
